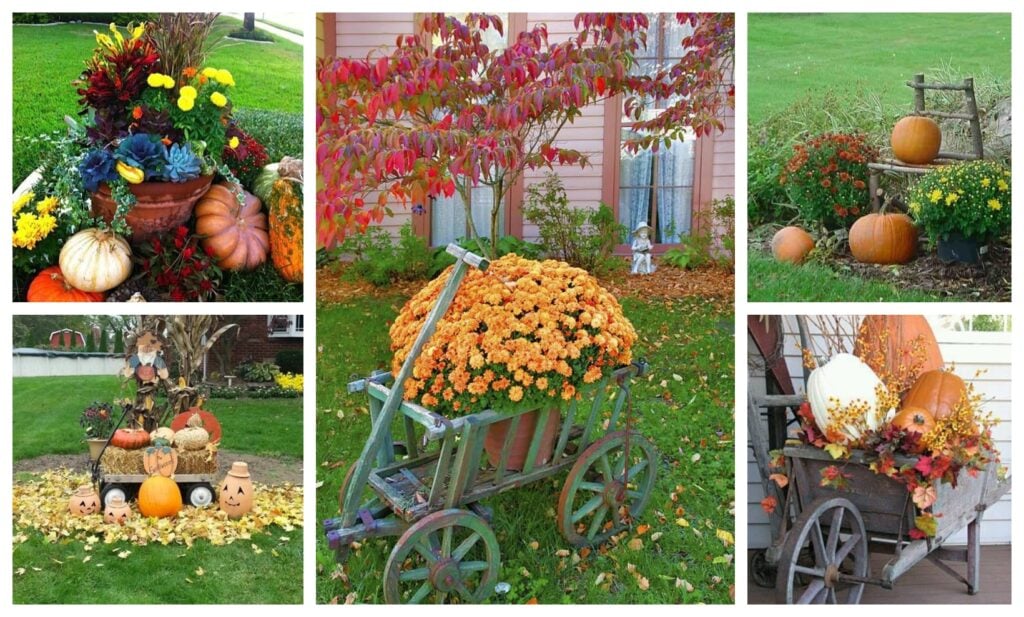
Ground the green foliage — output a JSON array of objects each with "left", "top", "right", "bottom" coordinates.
[
  {"left": 907, "top": 160, "right": 1011, "bottom": 243},
  {"left": 661, "top": 196, "right": 735, "bottom": 270},
  {"left": 782, "top": 132, "right": 876, "bottom": 229},
  {"left": 339, "top": 223, "right": 433, "bottom": 287},
  {"left": 227, "top": 28, "right": 276, "bottom": 42},
  {"left": 236, "top": 361, "right": 280, "bottom": 383},
  {"left": 206, "top": 384, "right": 300, "bottom": 399},
  {"left": 428, "top": 234, "right": 542, "bottom": 277},
  {"left": 275, "top": 349, "right": 303, "bottom": 375},
  {"left": 522, "top": 173, "right": 625, "bottom": 274},
  {"left": 221, "top": 262, "right": 303, "bottom": 302},
  {"left": 13, "top": 13, "right": 158, "bottom": 24},
  {"left": 232, "top": 109, "right": 303, "bottom": 161}
]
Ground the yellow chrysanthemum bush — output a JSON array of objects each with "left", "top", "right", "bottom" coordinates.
[
  {"left": 390, "top": 254, "right": 637, "bottom": 416},
  {"left": 908, "top": 160, "right": 1011, "bottom": 243}
]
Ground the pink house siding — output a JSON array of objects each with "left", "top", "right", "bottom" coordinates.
[{"left": 322, "top": 13, "right": 734, "bottom": 246}]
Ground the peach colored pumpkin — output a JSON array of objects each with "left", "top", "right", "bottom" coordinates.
[
  {"left": 195, "top": 183, "right": 269, "bottom": 271},
  {"left": 219, "top": 461, "right": 254, "bottom": 519},
  {"left": 104, "top": 494, "right": 132, "bottom": 525},
  {"left": 771, "top": 226, "right": 815, "bottom": 264},
  {"left": 69, "top": 485, "right": 101, "bottom": 516}
]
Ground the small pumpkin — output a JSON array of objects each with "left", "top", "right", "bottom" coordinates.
[
  {"left": 138, "top": 475, "right": 182, "bottom": 518},
  {"left": 771, "top": 226, "right": 815, "bottom": 264},
  {"left": 110, "top": 428, "right": 151, "bottom": 450},
  {"left": 26, "top": 266, "right": 105, "bottom": 302},
  {"left": 268, "top": 176, "right": 303, "bottom": 283},
  {"left": 892, "top": 405, "right": 936, "bottom": 439},
  {"left": 807, "top": 353, "right": 893, "bottom": 445},
  {"left": 891, "top": 116, "right": 942, "bottom": 165},
  {"left": 195, "top": 183, "right": 269, "bottom": 271},
  {"left": 103, "top": 495, "right": 132, "bottom": 525},
  {"left": 170, "top": 409, "right": 222, "bottom": 444},
  {"left": 143, "top": 439, "right": 180, "bottom": 477},
  {"left": 903, "top": 370, "right": 967, "bottom": 421},
  {"left": 849, "top": 211, "right": 918, "bottom": 265},
  {"left": 853, "top": 315, "right": 943, "bottom": 388},
  {"left": 58, "top": 228, "right": 132, "bottom": 293},
  {"left": 150, "top": 427, "right": 176, "bottom": 445},
  {"left": 68, "top": 484, "right": 100, "bottom": 516},
  {"left": 175, "top": 413, "right": 210, "bottom": 451}
]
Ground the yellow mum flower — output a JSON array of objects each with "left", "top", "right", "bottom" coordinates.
[
  {"left": 229, "top": 136, "right": 240, "bottom": 149},
  {"left": 210, "top": 91, "right": 228, "bottom": 107},
  {"left": 12, "top": 192, "right": 34, "bottom": 216},
  {"left": 944, "top": 192, "right": 959, "bottom": 206},
  {"left": 908, "top": 201, "right": 921, "bottom": 215},
  {"left": 988, "top": 199, "right": 1002, "bottom": 211},
  {"left": 12, "top": 213, "right": 57, "bottom": 249},
  {"left": 928, "top": 189, "right": 943, "bottom": 204},
  {"left": 162, "top": 75, "right": 175, "bottom": 89},
  {"left": 179, "top": 85, "right": 198, "bottom": 99},
  {"left": 215, "top": 69, "right": 235, "bottom": 87},
  {"left": 177, "top": 96, "right": 195, "bottom": 112},
  {"left": 147, "top": 73, "right": 166, "bottom": 88},
  {"left": 36, "top": 196, "right": 59, "bottom": 216},
  {"left": 981, "top": 177, "right": 991, "bottom": 188},
  {"left": 202, "top": 67, "right": 219, "bottom": 78},
  {"left": 997, "top": 179, "right": 1009, "bottom": 191}
]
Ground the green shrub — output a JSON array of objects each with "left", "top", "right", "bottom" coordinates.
[
  {"left": 221, "top": 262, "right": 303, "bottom": 302},
  {"left": 908, "top": 160, "right": 1011, "bottom": 242},
  {"left": 226, "top": 28, "right": 275, "bottom": 42},
  {"left": 206, "top": 384, "right": 300, "bottom": 399},
  {"left": 232, "top": 108, "right": 303, "bottom": 161},
  {"left": 340, "top": 223, "right": 433, "bottom": 287},
  {"left": 662, "top": 196, "right": 735, "bottom": 270},
  {"left": 14, "top": 13, "right": 158, "bottom": 24},
  {"left": 522, "top": 173, "right": 626, "bottom": 274},
  {"left": 275, "top": 349, "right": 303, "bottom": 374},
  {"left": 236, "top": 361, "right": 280, "bottom": 382}
]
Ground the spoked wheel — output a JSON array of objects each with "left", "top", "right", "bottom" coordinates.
[
  {"left": 383, "top": 509, "right": 500, "bottom": 604},
  {"left": 776, "top": 497, "right": 870, "bottom": 604},
  {"left": 557, "top": 431, "right": 658, "bottom": 547}
]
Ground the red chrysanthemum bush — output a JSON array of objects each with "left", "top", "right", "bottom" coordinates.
[
  {"left": 390, "top": 255, "right": 637, "bottom": 416},
  {"left": 781, "top": 132, "right": 877, "bottom": 229}
]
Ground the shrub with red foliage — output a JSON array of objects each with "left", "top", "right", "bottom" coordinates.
[
  {"left": 137, "top": 225, "right": 222, "bottom": 301},
  {"left": 780, "top": 132, "right": 877, "bottom": 230}
]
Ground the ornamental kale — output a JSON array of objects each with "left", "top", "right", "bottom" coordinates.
[
  {"left": 115, "top": 133, "right": 165, "bottom": 179},
  {"left": 163, "top": 143, "right": 202, "bottom": 183},
  {"left": 78, "top": 149, "right": 117, "bottom": 192}
]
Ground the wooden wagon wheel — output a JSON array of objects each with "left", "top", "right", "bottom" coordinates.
[
  {"left": 557, "top": 431, "right": 658, "bottom": 547},
  {"left": 776, "top": 496, "right": 869, "bottom": 604},
  {"left": 383, "top": 508, "right": 500, "bottom": 604}
]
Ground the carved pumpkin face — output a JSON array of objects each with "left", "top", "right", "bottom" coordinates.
[
  {"left": 104, "top": 496, "right": 132, "bottom": 525},
  {"left": 69, "top": 485, "right": 100, "bottom": 516},
  {"left": 219, "top": 462, "right": 254, "bottom": 519}
]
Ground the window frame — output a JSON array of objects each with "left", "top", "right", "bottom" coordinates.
[{"left": 267, "top": 315, "right": 305, "bottom": 338}]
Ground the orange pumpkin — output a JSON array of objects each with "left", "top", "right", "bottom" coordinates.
[
  {"left": 903, "top": 370, "right": 967, "bottom": 421},
  {"left": 26, "top": 266, "right": 105, "bottom": 302},
  {"left": 891, "top": 116, "right": 941, "bottom": 165},
  {"left": 849, "top": 212, "right": 918, "bottom": 264},
  {"left": 195, "top": 183, "right": 269, "bottom": 271},
  {"left": 853, "top": 315, "right": 943, "bottom": 389},
  {"left": 892, "top": 405, "right": 936, "bottom": 437},
  {"left": 138, "top": 475, "right": 182, "bottom": 518},
  {"left": 110, "top": 428, "right": 151, "bottom": 450},
  {"left": 770, "top": 226, "right": 815, "bottom": 264},
  {"left": 268, "top": 178, "right": 303, "bottom": 283}
]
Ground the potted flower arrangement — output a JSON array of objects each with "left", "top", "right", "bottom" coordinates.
[
  {"left": 389, "top": 254, "right": 637, "bottom": 469},
  {"left": 907, "top": 160, "right": 1011, "bottom": 264},
  {"left": 75, "top": 22, "right": 242, "bottom": 241},
  {"left": 79, "top": 402, "right": 116, "bottom": 461}
]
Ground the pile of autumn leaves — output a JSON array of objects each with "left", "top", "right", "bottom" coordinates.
[{"left": 13, "top": 469, "right": 302, "bottom": 547}]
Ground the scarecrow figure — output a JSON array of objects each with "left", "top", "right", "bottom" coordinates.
[
  {"left": 122, "top": 330, "right": 170, "bottom": 431},
  {"left": 631, "top": 221, "right": 656, "bottom": 275}
]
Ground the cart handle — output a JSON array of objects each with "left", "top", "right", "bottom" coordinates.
[{"left": 446, "top": 244, "right": 490, "bottom": 271}]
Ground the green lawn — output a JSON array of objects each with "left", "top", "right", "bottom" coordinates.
[
  {"left": 316, "top": 292, "right": 735, "bottom": 604},
  {"left": 748, "top": 13, "right": 1012, "bottom": 124},
  {"left": 747, "top": 252, "right": 943, "bottom": 302},
  {"left": 12, "top": 375, "right": 303, "bottom": 461},
  {"left": 12, "top": 16, "right": 303, "bottom": 185}
]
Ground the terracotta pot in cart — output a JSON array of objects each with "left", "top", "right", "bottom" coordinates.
[{"left": 484, "top": 408, "right": 561, "bottom": 471}]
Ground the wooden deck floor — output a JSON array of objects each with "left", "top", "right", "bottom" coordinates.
[{"left": 748, "top": 545, "right": 1011, "bottom": 604}]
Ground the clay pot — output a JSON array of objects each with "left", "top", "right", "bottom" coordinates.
[
  {"left": 69, "top": 485, "right": 100, "bottom": 516},
  {"left": 484, "top": 408, "right": 562, "bottom": 471},
  {"left": 86, "top": 438, "right": 107, "bottom": 462},
  {"left": 104, "top": 495, "right": 132, "bottom": 525},
  {"left": 219, "top": 461, "right": 254, "bottom": 519},
  {"left": 90, "top": 175, "right": 214, "bottom": 243}
]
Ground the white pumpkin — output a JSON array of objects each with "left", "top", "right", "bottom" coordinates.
[
  {"left": 58, "top": 228, "right": 132, "bottom": 293},
  {"left": 150, "top": 427, "right": 175, "bottom": 444},
  {"left": 807, "top": 353, "right": 894, "bottom": 444}
]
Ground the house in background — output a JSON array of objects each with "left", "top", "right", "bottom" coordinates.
[
  {"left": 317, "top": 12, "right": 734, "bottom": 253},
  {"left": 208, "top": 315, "right": 305, "bottom": 376}
]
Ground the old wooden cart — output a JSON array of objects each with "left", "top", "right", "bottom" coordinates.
[{"left": 323, "top": 245, "right": 657, "bottom": 604}]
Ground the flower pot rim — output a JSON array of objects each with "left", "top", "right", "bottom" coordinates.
[{"left": 94, "top": 173, "right": 215, "bottom": 196}]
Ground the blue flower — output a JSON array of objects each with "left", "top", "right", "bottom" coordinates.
[
  {"left": 115, "top": 133, "right": 165, "bottom": 179},
  {"left": 162, "top": 143, "right": 202, "bottom": 183},
  {"left": 78, "top": 149, "right": 117, "bottom": 192}
]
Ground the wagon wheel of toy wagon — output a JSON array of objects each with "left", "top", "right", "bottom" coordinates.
[
  {"left": 776, "top": 496, "right": 869, "bottom": 604},
  {"left": 557, "top": 431, "right": 658, "bottom": 547},
  {"left": 383, "top": 508, "right": 500, "bottom": 604}
]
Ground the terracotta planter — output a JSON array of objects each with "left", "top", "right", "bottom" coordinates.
[
  {"left": 484, "top": 408, "right": 562, "bottom": 471},
  {"left": 86, "top": 438, "right": 107, "bottom": 462},
  {"left": 219, "top": 461, "right": 254, "bottom": 519},
  {"left": 68, "top": 485, "right": 100, "bottom": 516},
  {"left": 103, "top": 495, "right": 132, "bottom": 525},
  {"left": 90, "top": 175, "right": 214, "bottom": 243}
]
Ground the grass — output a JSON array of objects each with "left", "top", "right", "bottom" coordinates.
[
  {"left": 747, "top": 252, "right": 942, "bottom": 302},
  {"left": 11, "top": 16, "right": 302, "bottom": 185},
  {"left": 316, "top": 292, "right": 735, "bottom": 604},
  {"left": 13, "top": 526, "right": 301, "bottom": 604},
  {"left": 12, "top": 375, "right": 303, "bottom": 461},
  {"left": 748, "top": 13, "right": 1012, "bottom": 124}
]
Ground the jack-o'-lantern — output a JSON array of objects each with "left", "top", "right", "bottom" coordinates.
[
  {"left": 104, "top": 495, "right": 132, "bottom": 525},
  {"left": 69, "top": 485, "right": 100, "bottom": 516},
  {"left": 219, "top": 461, "right": 254, "bottom": 519}
]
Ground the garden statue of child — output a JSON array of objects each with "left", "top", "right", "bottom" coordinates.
[{"left": 631, "top": 221, "right": 656, "bottom": 275}]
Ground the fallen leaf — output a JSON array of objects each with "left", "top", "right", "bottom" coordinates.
[
  {"left": 637, "top": 576, "right": 650, "bottom": 590},
  {"left": 650, "top": 532, "right": 663, "bottom": 542},
  {"left": 528, "top": 540, "right": 540, "bottom": 551},
  {"left": 195, "top": 567, "right": 205, "bottom": 576},
  {"left": 627, "top": 538, "right": 644, "bottom": 550},
  {"left": 675, "top": 518, "right": 689, "bottom": 527},
  {"left": 716, "top": 529, "right": 734, "bottom": 547},
  {"left": 555, "top": 549, "right": 570, "bottom": 558},
  {"left": 636, "top": 524, "right": 650, "bottom": 535},
  {"left": 769, "top": 473, "right": 789, "bottom": 488}
]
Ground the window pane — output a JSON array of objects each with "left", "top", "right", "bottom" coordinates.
[
  {"left": 431, "top": 186, "right": 504, "bottom": 247},
  {"left": 619, "top": 187, "right": 652, "bottom": 234}
]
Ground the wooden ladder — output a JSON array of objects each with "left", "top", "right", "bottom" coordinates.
[{"left": 867, "top": 73, "right": 984, "bottom": 211}]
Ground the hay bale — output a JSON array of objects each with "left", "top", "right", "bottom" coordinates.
[{"left": 100, "top": 447, "right": 216, "bottom": 475}]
